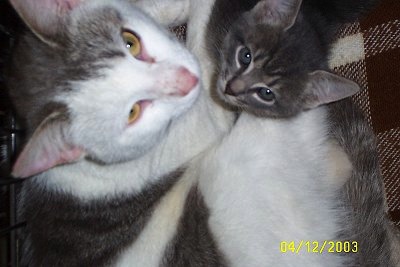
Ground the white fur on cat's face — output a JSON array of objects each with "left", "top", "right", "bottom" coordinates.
[{"left": 62, "top": 1, "right": 201, "bottom": 163}]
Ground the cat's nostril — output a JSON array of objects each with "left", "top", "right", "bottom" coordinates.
[
  {"left": 225, "top": 78, "right": 246, "bottom": 96},
  {"left": 224, "top": 82, "right": 236, "bottom": 96},
  {"left": 161, "top": 67, "right": 199, "bottom": 97}
]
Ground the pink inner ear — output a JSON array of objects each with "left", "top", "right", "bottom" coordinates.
[
  {"left": 252, "top": 0, "right": 301, "bottom": 30},
  {"left": 31, "top": 0, "right": 81, "bottom": 12},
  {"left": 12, "top": 143, "right": 83, "bottom": 179},
  {"left": 12, "top": 135, "right": 84, "bottom": 179},
  {"left": 57, "top": 0, "right": 82, "bottom": 11}
]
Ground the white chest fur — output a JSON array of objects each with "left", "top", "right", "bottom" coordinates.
[{"left": 198, "top": 108, "right": 347, "bottom": 267}]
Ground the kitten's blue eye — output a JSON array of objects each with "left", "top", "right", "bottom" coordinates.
[
  {"left": 238, "top": 47, "right": 252, "bottom": 66},
  {"left": 257, "top": 87, "right": 275, "bottom": 103}
]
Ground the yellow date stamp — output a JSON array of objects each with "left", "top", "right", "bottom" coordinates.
[{"left": 280, "top": 241, "right": 358, "bottom": 254}]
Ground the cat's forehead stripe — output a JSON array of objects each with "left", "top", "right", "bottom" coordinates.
[{"left": 253, "top": 51, "right": 271, "bottom": 64}]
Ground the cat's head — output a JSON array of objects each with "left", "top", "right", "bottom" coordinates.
[
  {"left": 215, "top": 0, "right": 359, "bottom": 118},
  {"left": 7, "top": 0, "right": 200, "bottom": 178}
]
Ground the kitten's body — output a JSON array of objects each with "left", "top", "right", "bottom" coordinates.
[
  {"left": 198, "top": 109, "right": 348, "bottom": 267},
  {"left": 207, "top": 0, "right": 400, "bottom": 265}
]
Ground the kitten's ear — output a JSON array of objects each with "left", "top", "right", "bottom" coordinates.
[
  {"left": 251, "top": 0, "right": 302, "bottom": 30},
  {"left": 304, "top": 70, "right": 360, "bottom": 109},
  {"left": 9, "top": 0, "right": 82, "bottom": 46},
  {"left": 12, "top": 113, "right": 84, "bottom": 178}
]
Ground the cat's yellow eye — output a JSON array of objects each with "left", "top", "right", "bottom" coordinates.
[
  {"left": 128, "top": 103, "right": 141, "bottom": 124},
  {"left": 122, "top": 31, "right": 141, "bottom": 57}
]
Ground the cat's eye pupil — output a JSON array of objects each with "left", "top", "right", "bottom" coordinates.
[
  {"left": 257, "top": 87, "right": 275, "bottom": 102},
  {"left": 238, "top": 47, "right": 252, "bottom": 66},
  {"left": 122, "top": 31, "right": 141, "bottom": 58},
  {"left": 126, "top": 41, "right": 133, "bottom": 48},
  {"left": 128, "top": 103, "right": 141, "bottom": 124}
]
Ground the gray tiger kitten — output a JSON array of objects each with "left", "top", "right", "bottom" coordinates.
[
  {"left": 206, "top": 0, "right": 400, "bottom": 266},
  {"left": 196, "top": 0, "right": 358, "bottom": 266}
]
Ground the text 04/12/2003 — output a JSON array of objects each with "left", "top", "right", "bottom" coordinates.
[{"left": 280, "top": 241, "right": 358, "bottom": 254}]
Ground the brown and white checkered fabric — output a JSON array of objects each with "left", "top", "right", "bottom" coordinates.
[{"left": 330, "top": 0, "right": 400, "bottom": 227}]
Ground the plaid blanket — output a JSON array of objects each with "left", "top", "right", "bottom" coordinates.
[{"left": 330, "top": 0, "right": 400, "bottom": 227}]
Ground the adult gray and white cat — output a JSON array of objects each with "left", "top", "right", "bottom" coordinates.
[{"left": 6, "top": 0, "right": 233, "bottom": 266}]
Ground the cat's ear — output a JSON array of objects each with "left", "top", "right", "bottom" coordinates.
[
  {"left": 304, "top": 70, "right": 360, "bottom": 109},
  {"left": 12, "top": 112, "right": 84, "bottom": 178},
  {"left": 251, "top": 0, "right": 302, "bottom": 30},
  {"left": 9, "top": 0, "right": 82, "bottom": 46}
]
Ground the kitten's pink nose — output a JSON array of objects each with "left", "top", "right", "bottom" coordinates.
[
  {"left": 225, "top": 78, "right": 245, "bottom": 96},
  {"left": 172, "top": 67, "right": 199, "bottom": 96}
]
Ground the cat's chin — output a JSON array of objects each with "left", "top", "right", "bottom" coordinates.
[
  {"left": 84, "top": 136, "right": 163, "bottom": 165},
  {"left": 219, "top": 96, "right": 242, "bottom": 110},
  {"left": 213, "top": 82, "right": 240, "bottom": 111},
  {"left": 215, "top": 85, "right": 294, "bottom": 118},
  {"left": 214, "top": 89, "right": 244, "bottom": 113},
  {"left": 216, "top": 94, "right": 284, "bottom": 119}
]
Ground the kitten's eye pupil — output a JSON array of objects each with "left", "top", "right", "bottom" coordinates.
[
  {"left": 238, "top": 47, "right": 252, "bottom": 66},
  {"left": 257, "top": 87, "right": 275, "bottom": 102}
]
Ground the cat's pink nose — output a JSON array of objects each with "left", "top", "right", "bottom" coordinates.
[{"left": 173, "top": 67, "right": 199, "bottom": 96}]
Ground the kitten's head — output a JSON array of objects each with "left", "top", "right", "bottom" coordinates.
[
  {"left": 7, "top": 0, "right": 200, "bottom": 178},
  {"left": 215, "top": 0, "right": 359, "bottom": 118}
]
